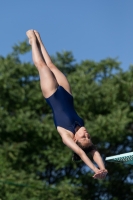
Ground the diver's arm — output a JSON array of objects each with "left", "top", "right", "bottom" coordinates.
[
  {"left": 90, "top": 150, "right": 105, "bottom": 169},
  {"left": 62, "top": 134, "right": 99, "bottom": 174},
  {"left": 90, "top": 150, "right": 108, "bottom": 178}
]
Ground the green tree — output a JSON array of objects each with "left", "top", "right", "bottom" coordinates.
[{"left": 0, "top": 41, "right": 133, "bottom": 200}]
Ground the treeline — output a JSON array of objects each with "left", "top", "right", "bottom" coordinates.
[{"left": 0, "top": 41, "right": 133, "bottom": 200}]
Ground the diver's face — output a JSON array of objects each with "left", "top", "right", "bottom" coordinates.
[{"left": 74, "top": 127, "right": 92, "bottom": 147}]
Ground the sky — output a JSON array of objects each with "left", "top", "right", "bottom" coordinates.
[{"left": 0, "top": 0, "right": 133, "bottom": 71}]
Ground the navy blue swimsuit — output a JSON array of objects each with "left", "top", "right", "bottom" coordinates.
[{"left": 45, "top": 86, "right": 84, "bottom": 133}]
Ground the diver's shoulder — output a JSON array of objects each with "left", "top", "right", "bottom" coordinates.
[{"left": 57, "top": 126, "right": 74, "bottom": 138}]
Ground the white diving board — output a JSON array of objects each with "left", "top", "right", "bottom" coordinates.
[{"left": 105, "top": 152, "right": 133, "bottom": 165}]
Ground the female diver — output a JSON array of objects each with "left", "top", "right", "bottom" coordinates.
[{"left": 26, "top": 30, "right": 108, "bottom": 180}]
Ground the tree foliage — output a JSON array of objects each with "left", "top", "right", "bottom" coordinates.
[{"left": 0, "top": 41, "right": 133, "bottom": 200}]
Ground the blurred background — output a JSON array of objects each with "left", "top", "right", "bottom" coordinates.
[{"left": 0, "top": 1, "right": 133, "bottom": 200}]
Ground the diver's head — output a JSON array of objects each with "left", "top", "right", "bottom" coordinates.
[
  {"left": 74, "top": 126, "right": 92, "bottom": 147},
  {"left": 73, "top": 126, "right": 97, "bottom": 161}
]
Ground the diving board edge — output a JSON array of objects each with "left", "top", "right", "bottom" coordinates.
[{"left": 105, "top": 152, "right": 133, "bottom": 165}]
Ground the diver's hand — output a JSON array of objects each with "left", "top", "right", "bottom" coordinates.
[{"left": 93, "top": 169, "right": 108, "bottom": 180}]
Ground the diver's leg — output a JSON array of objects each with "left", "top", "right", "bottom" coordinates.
[
  {"left": 26, "top": 30, "right": 58, "bottom": 98},
  {"left": 34, "top": 30, "right": 72, "bottom": 95}
]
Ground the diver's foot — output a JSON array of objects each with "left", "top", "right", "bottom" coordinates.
[
  {"left": 26, "top": 30, "right": 36, "bottom": 45},
  {"left": 34, "top": 30, "right": 42, "bottom": 44}
]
